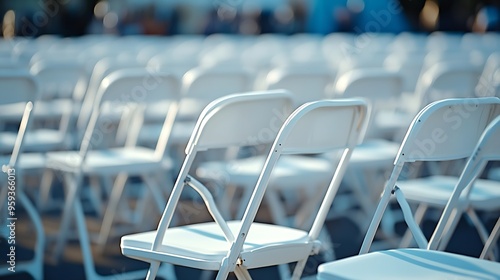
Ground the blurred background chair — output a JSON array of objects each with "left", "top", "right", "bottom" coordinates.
[
  {"left": 43, "top": 68, "right": 180, "bottom": 280},
  {"left": 326, "top": 69, "right": 404, "bottom": 243},
  {"left": 0, "top": 101, "right": 44, "bottom": 280}
]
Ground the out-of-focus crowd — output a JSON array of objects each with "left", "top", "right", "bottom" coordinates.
[{"left": 1, "top": 0, "right": 500, "bottom": 38}]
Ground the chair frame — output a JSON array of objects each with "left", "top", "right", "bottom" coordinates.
[
  {"left": 46, "top": 68, "right": 180, "bottom": 280},
  {"left": 0, "top": 102, "right": 45, "bottom": 280},
  {"left": 120, "top": 91, "right": 369, "bottom": 280},
  {"left": 359, "top": 97, "right": 500, "bottom": 254},
  {"left": 317, "top": 105, "right": 500, "bottom": 280}
]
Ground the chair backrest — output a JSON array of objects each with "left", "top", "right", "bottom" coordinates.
[
  {"left": 263, "top": 67, "right": 334, "bottom": 107},
  {"left": 259, "top": 98, "right": 369, "bottom": 236},
  {"left": 384, "top": 52, "right": 426, "bottom": 92},
  {"left": 79, "top": 68, "right": 180, "bottom": 159},
  {"left": 30, "top": 60, "right": 87, "bottom": 100},
  {"left": 0, "top": 70, "right": 39, "bottom": 126},
  {"left": 182, "top": 67, "right": 253, "bottom": 101},
  {"left": 360, "top": 97, "right": 500, "bottom": 254},
  {"left": 76, "top": 56, "right": 144, "bottom": 131},
  {"left": 476, "top": 52, "right": 500, "bottom": 98},
  {"left": 186, "top": 90, "right": 294, "bottom": 154},
  {"left": 0, "top": 70, "right": 38, "bottom": 155},
  {"left": 0, "top": 70, "right": 39, "bottom": 105},
  {"left": 179, "top": 67, "right": 253, "bottom": 121},
  {"left": 428, "top": 114, "right": 500, "bottom": 250},
  {"left": 416, "top": 62, "right": 482, "bottom": 109},
  {"left": 396, "top": 97, "right": 500, "bottom": 163},
  {"left": 333, "top": 68, "right": 402, "bottom": 139},
  {"left": 228, "top": 98, "right": 368, "bottom": 279},
  {"left": 334, "top": 68, "right": 403, "bottom": 101},
  {"left": 4, "top": 102, "right": 33, "bottom": 167},
  {"left": 152, "top": 90, "right": 295, "bottom": 252},
  {"left": 151, "top": 91, "right": 368, "bottom": 279}
]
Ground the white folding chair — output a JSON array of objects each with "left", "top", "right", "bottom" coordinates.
[
  {"left": 317, "top": 100, "right": 500, "bottom": 279},
  {"left": 0, "top": 70, "right": 71, "bottom": 153},
  {"left": 0, "top": 102, "right": 45, "bottom": 280},
  {"left": 476, "top": 52, "right": 500, "bottom": 98},
  {"left": 194, "top": 93, "right": 363, "bottom": 278},
  {"left": 261, "top": 66, "right": 335, "bottom": 107},
  {"left": 396, "top": 105, "right": 500, "bottom": 253},
  {"left": 137, "top": 66, "right": 254, "bottom": 151},
  {"left": 414, "top": 61, "right": 483, "bottom": 112},
  {"left": 327, "top": 69, "right": 404, "bottom": 236},
  {"left": 120, "top": 91, "right": 368, "bottom": 280},
  {"left": 29, "top": 60, "right": 88, "bottom": 148},
  {"left": 384, "top": 51, "right": 426, "bottom": 94},
  {"left": 75, "top": 56, "right": 145, "bottom": 146},
  {"left": 44, "top": 68, "right": 180, "bottom": 280}
]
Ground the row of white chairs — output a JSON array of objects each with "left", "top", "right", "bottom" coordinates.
[
  {"left": 2, "top": 32, "right": 499, "bottom": 61},
  {"left": 3, "top": 47, "right": 499, "bottom": 148},
  {"left": 1, "top": 34, "right": 500, "bottom": 280},
  {"left": 2, "top": 69, "right": 500, "bottom": 279}
]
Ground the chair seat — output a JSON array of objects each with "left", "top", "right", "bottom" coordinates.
[
  {"left": 121, "top": 221, "right": 313, "bottom": 271},
  {"left": 0, "top": 153, "right": 46, "bottom": 171},
  {"left": 317, "top": 248, "right": 500, "bottom": 280},
  {"left": 196, "top": 154, "right": 333, "bottom": 190},
  {"left": 398, "top": 175, "right": 500, "bottom": 209},
  {"left": 46, "top": 147, "right": 172, "bottom": 175},
  {"left": 0, "top": 129, "right": 69, "bottom": 153}
]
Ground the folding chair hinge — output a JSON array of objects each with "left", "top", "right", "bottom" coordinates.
[
  {"left": 183, "top": 176, "right": 192, "bottom": 185},
  {"left": 391, "top": 185, "right": 400, "bottom": 195},
  {"left": 311, "top": 240, "right": 322, "bottom": 255}
]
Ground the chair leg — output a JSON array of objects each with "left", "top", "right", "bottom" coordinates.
[
  {"left": 0, "top": 184, "right": 8, "bottom": 222},
  {"left": 200, "top": 270, "right": 216, "bottom": 280},
  {"left": 74, "top": 192, "right": 152, "bottom": 280},
  {"left": 264, "top": 189, "right": 288, "bottom": 226},
  {"left": 399, "top": 203, "right": 428, "bottom": 248},
  {"left": 133, "top": 187, "right": 153, "bottom": 226},
  {"left": 52, "top": 172, "right": 81, "bottom": 262},
  {"left": 234, "top": 265, "right": 252, "bottom": 280},
  {"left": 277, "top": 264, "right": 291, "bottom": 280},
  {"left": 146, "top": 261, "right": 161, "bottom": 280},
  {"left": 97, "top": 173, "right": 128, "bottom": 251},
  {"left": 291, "top": 258, "right": 308, "bottom": 280},
  {"left": 436, "top": 207, "right": 463, "bottom": 251},
  {"left": 141, "top": 174, "right": 167, "bottom": 212},
  {"left": 236, "top": 187, "right": 254, "bottom": 219},
  {"left": 218, "top": 183, "right": 236, "bottom": 219},
  {"left": 480, "top": 217, "right": 500, "bottom": 260},
  {"left": 157, "top": 263, "right": 177, "bottom": 280},
  {"left": 18, "top": 189, "right": 45, "bottom": 280},
  {"left": 37, "top": 168, "right": 54, "bottom": 210},
  {"left": 360, "top": 163, "right": 404, "bottom": 254},
  {"left": 346, "top": 168, "right": 378, "bottom": 221},
  {"left": 466, "top": 209, "right": 496, "bottom": 260},
  {"left": 73, "top": 197, "right": 102, "bottom": 280}
]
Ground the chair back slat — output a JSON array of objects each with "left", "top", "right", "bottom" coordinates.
[
  {"left": 397, "top": 97, "right": 500, "bottom": 163},
  {"left": 186, "top": 90, "right": 294, "bottom": 153},
  {"left": 279, "top": 100, "right": 367, "bottom": 154}
]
